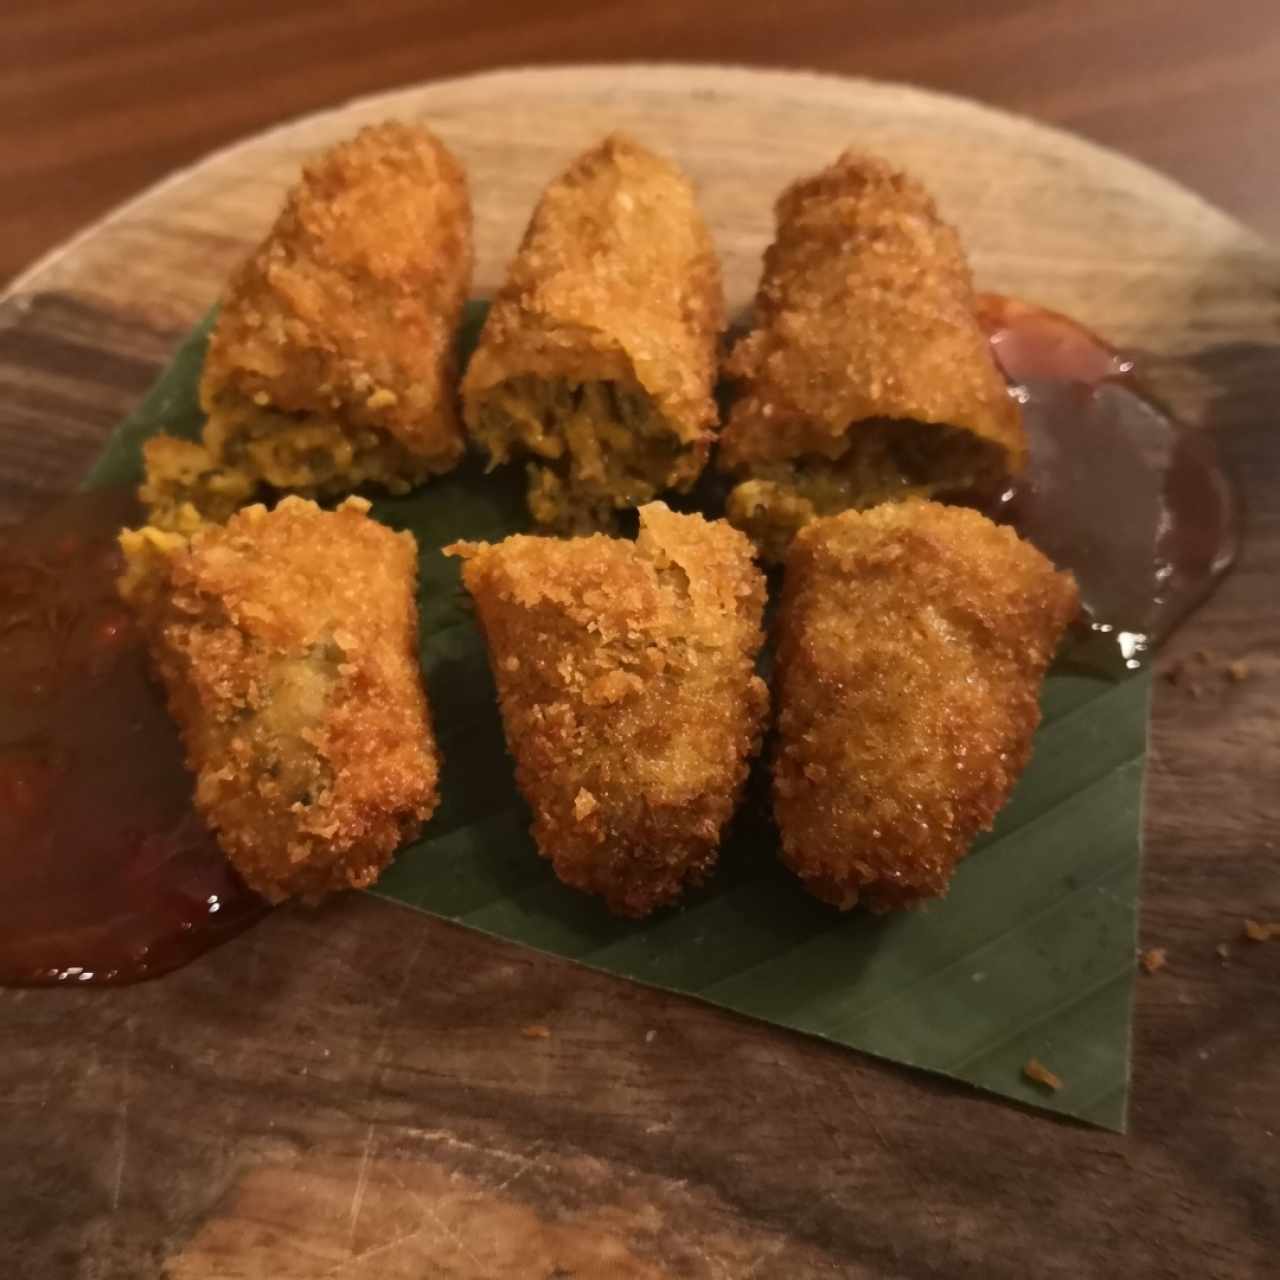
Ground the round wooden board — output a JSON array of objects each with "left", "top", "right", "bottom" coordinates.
[{"left": 2, "top": 65, "right": 1277, "bottom": 1278}]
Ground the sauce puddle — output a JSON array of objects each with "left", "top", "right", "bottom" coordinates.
[
  {"left": 0, "top": 297, "right": 1238, "bottom": 986},
  {"left": 976, "top": 294, "right": 1237, "bottom": 671},
  {"left": 0, "top": 488, "right": 264, "bottom": 987}
]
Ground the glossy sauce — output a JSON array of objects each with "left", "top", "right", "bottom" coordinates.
[
  {"left": 976, "top": 295, "right": 1237, "bottom": 671},
  {"left": 0, "top": 298, "right": 1237, "bottom": 987},
  {"left": 0, "top": 488, "right": 264, "bottom": 987}
]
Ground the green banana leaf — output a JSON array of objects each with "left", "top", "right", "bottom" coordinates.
[{"left": 86, "top": 305, "right": 1145, "bottom": 1130}]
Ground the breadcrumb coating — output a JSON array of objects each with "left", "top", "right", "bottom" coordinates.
[
  {"left": 118, "top": 495, "right": 440, "bottom": 902},
  {"left": 718, "top": 152, "right": 1025, "bottom": 560},
  {"left": 463, "top": 135, "right": 724, "bottom": 532},
  {"left": 143, "top": 121, "right": 472, "bottom": 529},
  {"left": 448, "top": 502, "right": 768, "bottom": 917},
  {"left": 773, "top": 500, "right": 1078, "bottom": 910}
]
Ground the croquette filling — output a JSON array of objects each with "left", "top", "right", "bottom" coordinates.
[
  {"left": 116, "top": 524, "right": 192, "bottom": 608},
  {"left": 138, "top": 442, "right": 260, "bottom": 535},
  {"left": 246, "top": 642, "right": 343, "bottom": 814},
  {"left": 472, "top": 377, "right": 699, "bottom": 533},
  {"left": 726, "top": 419, "right": 1008, "bottom": 561},
  {"left": 205, "top": 400, "right": 436, "bottom": 500}
]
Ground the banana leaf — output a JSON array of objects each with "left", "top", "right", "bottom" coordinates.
[{"left": 85, "top": 305, "right": 1145, "bottom": 1130}]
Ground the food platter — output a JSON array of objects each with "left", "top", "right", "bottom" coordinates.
[{"left": 1, "top": 66, "right": 1276, "bottom": 1278}]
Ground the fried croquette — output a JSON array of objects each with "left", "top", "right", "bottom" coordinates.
[
  {"left": 463, "top": 135, "right": 724, "bottom": 533},
  {"left": 447, "top": 502, "right": 768, "bottom": 916},
  {"left": 773, "top": 500, "right": 1078, "bottom": 910},
  {"left": 141, "top": 121, "right": 473, "bottom": 530},
  {"left": 118, "top": 495, "right": 440, "bottom": 902},
  {"left": 718, "top": 152, "right": 1026, "bottom": 561}
]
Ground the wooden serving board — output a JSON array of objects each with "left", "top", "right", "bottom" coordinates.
[{"left": 2, "top": 66, "right": 1277, "bottom": 1278}]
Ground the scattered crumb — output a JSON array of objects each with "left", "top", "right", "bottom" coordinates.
[
  {"left": 644, "top": 1029, "right": 657, "bottom": 1044},
  {"left": 1140, "top": 947, "right": 1168, "bottom": 974},
  {"left": 1162, "top": 657, "right": 1206, "bottom": 699},
  {"left": 1243, "top": 919, "right": 1278, "bottom": 943},
  {"left": 1216, "top": 942, "right": 1232, "bottom": 961},
  {"left": 1164, "top": 649, "right": 1248, "bottom": 698},
  {"left": 521, "top": 1024, "right": 552, "bottom": 1040},
  {"left": 1023, "top": 1058, "right": 1063, "bottom": 1091}
]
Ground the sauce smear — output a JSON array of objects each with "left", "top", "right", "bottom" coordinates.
[
  {"left": 977, "top": 295, "right": 1237, "bottom": 670},
  {"left": 0, "top": 488, "right": 264, "bottom": 987}
]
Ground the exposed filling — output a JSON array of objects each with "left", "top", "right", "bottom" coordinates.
[
  {"left": 138, "top": 437, "right": 259, "bottom": 535},
  {"left": 471, "top": 377, "right": 699, "bottom": 533},
  {"left": 726, "top": 419, "right": 1008, "bottom": 561},
  {"left": 205, "top": 400, "right": 435, "bottom": 499},
  {"left": 116, "top": 524, "right": 191, "bottom": 608},
  {"left": 243, "top": 642, "right": 343, "bottom": 815}
]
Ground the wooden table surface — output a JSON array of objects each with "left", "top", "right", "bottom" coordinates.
[
  {"left": 3, "top": 0, "right": 1280, "bottom": 287},
  {"left": 1, "top": 23, "right": 1278, "bottom": 1280}
]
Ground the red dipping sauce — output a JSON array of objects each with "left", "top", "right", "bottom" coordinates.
[
  {"left": 0, "top": 488, "right": 264, "bottom": 986},
  {"left": 977, "top": 295, "right": 1237, "bottom": 671}
]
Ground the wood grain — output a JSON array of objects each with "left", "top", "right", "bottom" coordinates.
[
  {"left": 2, "top": 0, "right": 1280, "bottom": 287},
  {"left": 1, "top": 67, "right": 1277, "bottom": 1278}
]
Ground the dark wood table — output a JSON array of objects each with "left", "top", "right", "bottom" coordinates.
[
  {"left": 2, "top": 14, "right": 1278, "bottom": 1280},
  {"left": 3, "top": 0, "right": 1280, "bottom": 287}
]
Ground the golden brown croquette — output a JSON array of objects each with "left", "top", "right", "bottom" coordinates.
[
  {"left": 463, "top": 135, "right": 724, "bottom": 533},
  {"left": 118, "top": 495, "right": 440, "bottom": 902},
  {"left": 718, "top": 152, "right": 1025, "bottom": 560},
  {"left": 142, "top": 121, "right": 472, "bottom": 529},
  {"left": 773, "top": 500, "right": 1077, "bottom": 910},
  {"left": 447, "top": 502, "right": 767, "bottom": 917}
]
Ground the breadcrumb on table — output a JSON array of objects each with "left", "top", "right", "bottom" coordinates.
[
  {"left": 118, "top": 495, "right": 441, "bottom": 902},
  {"left": 1140, "top": 947, "right": 1168, "bottom": 974},
  {"left": 448, "top": 502, "right": 768, "bottom": 918}
]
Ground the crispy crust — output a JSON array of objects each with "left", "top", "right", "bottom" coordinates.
[
  {"left": 773, "top": 500, "right": 1078, "bottom": 910},
  {"left": 447, "top": 502, "right": 768, "bottom": 917},
  {"left": 718, "top": 152, "right": 1025, "bottom": 556},
  {"left": 118, "top": 495, "right": 440, "bottom": 902},
  {"left": 462, "top": 135, "right": 724, "bottom": 529},
  {"left": 157, "top": 121, "right": 472, "bottom": 524}
]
